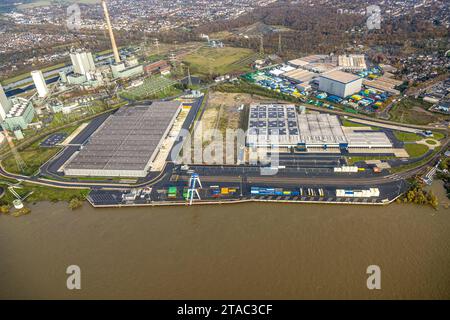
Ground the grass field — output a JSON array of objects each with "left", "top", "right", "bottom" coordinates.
[
  {"left": 390, "top": 147, "right": 441, "bottom": 173},
  {"left": 404, "top": 143, "right": 429, "bottom": 158},
  {"left": 183, "top": 47, "right": 255, "bottom": 76},
  {"left": 389, "top": 97, "right": 440, "bottom": 125},
  {"left": 347, "top": 156, "right": 395, "bottom": 165},
  {"left": 2, "top": 143, "right": 61, "bottom": 176},
  {"left": 0, "top": 183, "right": 89, "bottom": 207},
  {"left": 394, "top": 131, "right": 423, "bottom": 142},
  {"left": 341, "top": 119, "right": 380, "bottom": 130},
  {"left": 425, "top": 139, "right": 437, "bottom": 145},
  {"left": 1, "top": 122, "right": 84, "bottom": 176},
  {"left": 120, "top": 76, "right": 179, "bottom": 101},
  {"left": 432, "top": 132, "right": 446, "bottom": 140},
  {"left": 341, "top": 119, "right": 368, "bottom": 127}
]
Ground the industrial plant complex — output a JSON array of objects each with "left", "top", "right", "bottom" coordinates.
[{"left": 0, "top": 0, "right": 447, "bottom": 212}]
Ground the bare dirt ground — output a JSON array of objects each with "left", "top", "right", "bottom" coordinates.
[{"left": 189, "top": 92, "right": 276, "bottom": 164}]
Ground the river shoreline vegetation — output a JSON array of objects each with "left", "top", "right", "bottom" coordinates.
[
  {"left": 397, "top": 177, "right": 439, "bottom": 209},
  {"left": 0, "top": 183, "right": 89, "bottom": 216},
  {"left": 437, "top": 157, "right": 450, "bottom": 200}
]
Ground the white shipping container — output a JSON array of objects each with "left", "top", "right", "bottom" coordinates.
[{"left": 336, "top": 188, "right": 380, "bottom": 198}]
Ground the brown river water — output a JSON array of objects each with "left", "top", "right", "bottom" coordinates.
[{"left": 0, "top": 182, "right": 449, "bottom": 299}]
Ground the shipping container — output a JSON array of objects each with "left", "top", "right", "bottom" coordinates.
[{"left": 168, "top": 187, "right": 177, "bottom": 198}]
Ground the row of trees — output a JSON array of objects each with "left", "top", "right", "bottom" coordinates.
[{"left": 193, "top": 1, "right": 449, "bottom": 59}]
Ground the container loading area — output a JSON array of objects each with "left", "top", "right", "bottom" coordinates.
[{"left": 87, "top": 179, "right": 406, "bottom": 207}]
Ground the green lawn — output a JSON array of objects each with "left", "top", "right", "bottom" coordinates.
[
  {"left": 1, "top": 123, "right": 85, "bottom": 176},
  {"left": 432, "top": 132, "right": 446, "bottom": 140},
  {"left": 389, "top": 97, "right": 440, "bottom": 125},
  {"left": 404, "top": 144, "right": 429, "bottom": 158},
  {"left": 347, "top": 156, "right": 395, "bottom": 165},
  {"left": 390, "top": 147, "right": 441, "bottom": 173},
  {"left": 0, "top": 183, "right": 89, "bottom": 207},
  {"left": 183, "top": 47, "right": 255, "bottom": 76},
  {"left": 120, "top": 76, "right": 180, "bottom": 101},
  {"left": 425, "top": 139, "right": 437, "bottom": 145},
  {"left": 394, "top": 131, "right": 423, "bottom": 142},
  {"left": 341, "top": 119, "right": 380, "bottom": 130},
  {"left": 2, "top": 145, "right": 61, "bottom": 176},
  {"left": 341, "top": 119, "right": 368, "bottom": 127}
]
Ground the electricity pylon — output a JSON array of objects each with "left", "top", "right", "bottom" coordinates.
[
  {"left": 278, "top": 33, "right": 282, "bottom": 55},
  {"left": 187, "top": 67, "right": 192, "bottom": 87},
  {"left": 153, "top": 38, "right": 160, "bottom": 55},
  {"left": 2, "top": 129, "right": 26, "bottom": 174}
]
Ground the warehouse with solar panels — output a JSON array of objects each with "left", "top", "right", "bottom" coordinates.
[
  {"left": 247, "top": 104, "right": 300, "bottom": 147},
  {"left": 246, "top": 104, "right": 393, "bottom": 151},
  {"left": 64, "top": 101, "right": 182, "bottom": 177}
]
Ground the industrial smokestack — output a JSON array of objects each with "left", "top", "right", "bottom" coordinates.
[{"left": 101, "top": 0, "right": 121, "bottom": 64}]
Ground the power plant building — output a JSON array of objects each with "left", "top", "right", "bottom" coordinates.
[
  {"left": 70, "top": 50, "right": 96, "bottom": 77},
  {"left": 31, "top": 70, "right": 49, "bottom": 98},
  {"left": 318, "top": 70, "right": 362, "bottom": 98},
  {"left": 0, "top": 84, "right": 12, "bottom": 121},
  {"left": 64, "top": 101, "right": 182, "bottom": 177},
  {"left": 2, "top": 97, "right": 36, "bottom": 130}
]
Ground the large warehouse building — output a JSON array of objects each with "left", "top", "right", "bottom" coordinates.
[
  {"left": 318, "top": 70, "right": 362, "bottom": 98},
  {"left": 247, "top": 104, "right": 392, "bottom": 151},
  {"left": 64, "top": 101, "right": 182, "bottom": 177}
]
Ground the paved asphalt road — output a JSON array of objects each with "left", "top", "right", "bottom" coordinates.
[
  {"left": 0, "top": 97, "right": 448, "bottom": 193},
  {"left": 39, "top": 113, "right": 112, "bottom": 179}
]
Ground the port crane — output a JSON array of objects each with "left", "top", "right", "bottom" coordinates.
[{"left": 186, "top": 173, "right": 202, "bottom": 205}]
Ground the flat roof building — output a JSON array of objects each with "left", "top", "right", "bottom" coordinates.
[
  {"left": 319, "top": 70, "right": 362, "bottom": 98},
  {"left": 287, "top": 55, "right": 328, "bottom": 67},
  {"left": 282, "top": 69, "right": 316, "bottom": 83},
  {"left": 2, "top": 97, "right": 36, "bottom": 131},
  {"left": 247, "top": 104, "right": 392, "bottom": 150},
  {"left": 297, "top": 113, "right": 347, "bottom": 147},
  {"left": 247, "top": 104, "right": 300, "bottom": 147},
  {"left": 363, "top": 76, "right": 402, "bottom": 95},
  {"left": 64, "top": 101, "right": 182, "bottom": 177}
]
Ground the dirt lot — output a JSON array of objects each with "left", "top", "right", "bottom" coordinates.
[
  {"left": 190, "top": 91, "right": 276, "bottom": 164},
  {"left": 202, "top": 91, "right": 279, "bottom": 133}
]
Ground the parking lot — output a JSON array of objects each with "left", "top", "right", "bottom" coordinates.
[{"left": 40, "top": 133, "right": 67, "bottom": 148}]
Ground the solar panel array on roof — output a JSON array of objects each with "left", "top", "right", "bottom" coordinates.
[
  {"left": 247, "top": 104, "right": 300, "bottom": 146},
  {"left": 246, "top": 104, "right": 393, "bottom": 149},
  {"left": 65, "top": 101, "right": 181, "bottom": 176}
]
